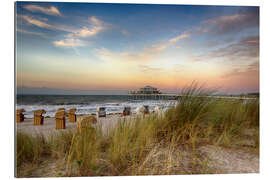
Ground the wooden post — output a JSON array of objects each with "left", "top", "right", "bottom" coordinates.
[
  {"left": 55, "top": 110, "right": 66, "bottom": 129},
  {"left": 16, "top": 109, "right": 25, "bottom": 123},
  {"left": 68, "top": 108, "right": 77, "bottom": 122},
  {"left": 34, "top": 110, "right": 46, "bottom": 125}
]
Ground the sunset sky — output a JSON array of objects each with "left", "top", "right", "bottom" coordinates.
[{"left": 16, "top": 2, "right": 259, "bottom": 94}]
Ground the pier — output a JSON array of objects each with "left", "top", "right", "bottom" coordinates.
[
  {"left": 128, "top": 85, "right": 176, "bottom": 100},
  {"left": 128, "top": 93, "right": 258, "bottom": 100},
  {"left": 128, "top": 86, "right": 258, "bottom": 100},
  {"left": 128, "top": 93, "right": 178, "bottom": 100}
]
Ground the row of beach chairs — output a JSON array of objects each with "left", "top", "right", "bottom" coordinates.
[
  {"left": 16, "top": 108, "right": 77, "bottom": 129},
  {"left": 16, "top": 106, "right": 136, "bottom": 130}
]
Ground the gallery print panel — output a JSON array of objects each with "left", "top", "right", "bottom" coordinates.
[{"left": 15, "top": 1, "right": 259, "bottom": 177}]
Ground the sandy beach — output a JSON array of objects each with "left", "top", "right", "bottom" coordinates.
[{"left": 16, "top": 113, "right": 140, "bottom": 137}]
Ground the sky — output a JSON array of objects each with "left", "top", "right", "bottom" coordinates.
[{"left": 16, "top": 2, "right": 259, "bottom": 95}]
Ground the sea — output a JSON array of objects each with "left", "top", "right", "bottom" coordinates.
[{"left": 16, "top": 95, "right": 177, "bottom": 118}]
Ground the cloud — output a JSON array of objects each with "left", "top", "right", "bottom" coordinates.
[
  {"left": 19, "top": 15, "right": 106, "bottom": 52},
  {"left": 178, "top": 8, "right": 259, "bottom": 42},
  {"left": 20, "top": 15, "right": 55, "bottom": 29},
  {"left": 221, "top": 61, "right": 259, "bottom": 79},
  {"left": 209, "top": 35, "right": 259, "bottom": 59},
  {"left": 24, "top": 5, "right": 61, "bottom": 16},
  {"left": 89, "top": 16, "right": 102, "bottom": 25},
  {"left": 121, "top": 29, "right": 129, "bottom": 36},
  {"left": 168, "top": 33, "right": 190, "bottom": 44},
  {"left": 204, "top": 38, "right": 235, "bottom": 47},
  {"left": 94, "top": 32, "right": 191, "bottom": 63},
  {"left": 73, "top": 26, "right": 103, "bottom": 38},
  {"left": 19, "top": 15, "right": 105, "bottom": 39},
  {"left": 188, "top": 35, "right": 259, "bottom": 62},
  {"left": 94, "top": 48, "right": 153, "bottom": 63},
  {"left": 204, "top": 14, "right": 244, "bottom": 25},
  {"left": 71, "top": 16, "right": 105, "bottom": 38},
  {"left": 146, "top": 44, "right": 168, "bottom": 54},
  {"left": 94, "top": 42, "right": 171, "bottom": 63},
  {"left": 142, "top": 32, "right": 191, "bottom": 55},
  {"left": 16, "top": 28, "right": 49, "bottom": 38},
  {"left": 53, "top": 38, "right": 86, "bottom": 47},
  {"left": 19, "top": 15, "right": 68, "bottom": 32},
  {"left": 137, "top": 65, "right": 163, "bottom": 73},
  {"left": 202, "top": 8, "right": 259, "bottom": 35}
]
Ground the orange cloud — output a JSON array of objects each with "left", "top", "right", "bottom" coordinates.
[{"left": 24, "top": 5, "right": 61, "bottom": 16}]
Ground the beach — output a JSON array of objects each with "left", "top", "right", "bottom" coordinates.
[
  {"left": 16, "top": 113, "right": 141, "bottom": 137},
  {"left": 16, "top": 94, "right": 176, "bottom": 118},
  {"left": 15, "top": 94, "right": 259, "bottom": 177},
  {"left": 16, "top": 95, "right": 174, "bottom": 136}
]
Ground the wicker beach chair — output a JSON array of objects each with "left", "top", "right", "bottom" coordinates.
[
  {"left": 16, "top": 109, "right": 25, "bottom": 123},
  {"left": 123, "top": 106, "right": 131, "bottom": 116},
  {"left": 57, "top": 108, "right": 65, "bottom": 112},
  {"left": 76, "top": 115, "right": 97, "bottom": 133},
  {"left": 34, "top": 109, "right": 46, "bottom": 125},
  {"left": 96, "top": 107, "right": 106, "bottom": 117},
  {"left": 68, "top": 108, "right": 77, "bottom": 122},
  {"left": 55, "top": 109, "right": 66, "bottom": 129},
  {"left": 144, "top": 105, "right": 150, "bottom": 114}
]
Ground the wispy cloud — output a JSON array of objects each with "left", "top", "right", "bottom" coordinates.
[
  {"left": 143, "top": 32, "right": 191, "bottom": 55},
  {"left": 94, "top": 48, "right": 152, "bottom": 63},
  {"left": 73, "top": 26, "right": 103, "bottom": 38},
  {"left": 53, "top": 38, "right": 86, "bottom": 47},
  {"left": 94, "top": 31, "right": 191, "bottom": 63},
  {"left": 89, "top": 16, "right": 102, "bottom": 26},
  {"left": 221, "top": 61, "right": 259, "bottom": 80},
  {"left": 16, "top": 28, "right": 49, "bottom": 38},
  {"left": 19, "top": 14, "right": 106, "bottom": 53},
  {"left": 203, "top": 38, "right": 235, "bottom": 47},
  {"left": 174, "top": 8, "right": 259, "bottom": 44},
  {"left": 71, "top": 16, "right": 105, "bottom": 38},
  {"left": 53, "top": 38, "right": 86, "bottom": 55},
  {"left": 145, "top": 44, "right": 168, "bottom": 54},
  {"left": 24, "top": 5, "right": 61, "bottom": 16},
  {"left": 137, "top": 65, "right": 163, "bottom": 73},
  {"left": 202, "top": 9, "right": 259, "bottom": 35},
  {"left": 168, "top": 33, "right": 190, "bottom": 44},
  {"left": 188, "top": 35, "right": 259, "bottom": 62},
  {"left": 209, "top": 35, "right": 259, "bottom": 60},
  {"left": 52, "top": 16, "right": 106, "bottom": 53},
  {"left": 19, "top": 14, "right": 106, "bottom": 38},
  {"left": 19, "top": 15, "right": 69, "bottom": 32}
]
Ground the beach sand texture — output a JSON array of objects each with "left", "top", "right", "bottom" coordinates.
[{"left": 16, "top": 113, "right": 140, "bottom": 137}]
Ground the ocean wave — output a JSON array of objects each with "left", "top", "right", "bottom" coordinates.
[{"left": 16, "top": 100, "right": 177, "bottom": 118}]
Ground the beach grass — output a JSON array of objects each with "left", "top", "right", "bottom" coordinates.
[{"left": 16, "top": 84, "right": 259, "bottom": 177}]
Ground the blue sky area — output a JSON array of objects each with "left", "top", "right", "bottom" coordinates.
[{"left": 16, "top": 2, "right": 259, "bottom": 95}]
